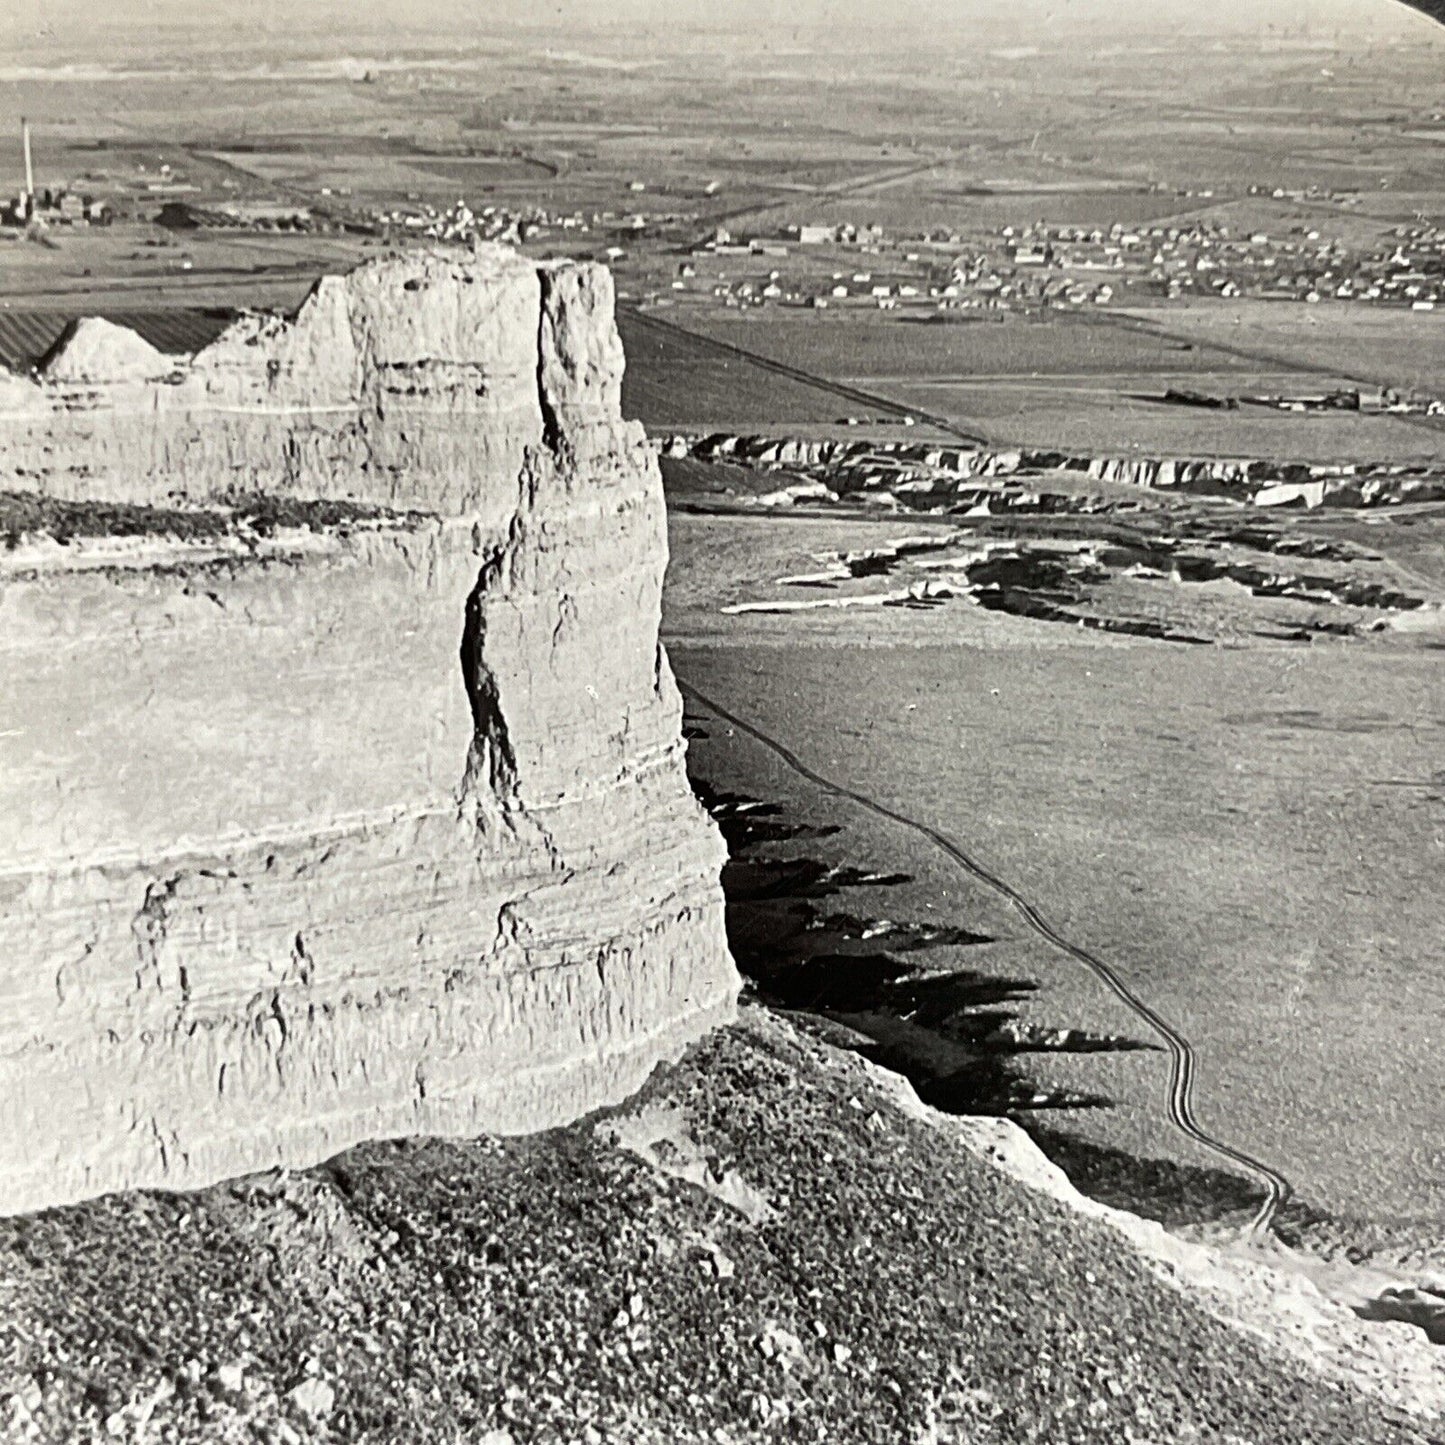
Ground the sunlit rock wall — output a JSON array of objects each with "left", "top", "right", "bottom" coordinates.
[{"left": 0, "top": 247, "right": 737, "bottom": 1214}]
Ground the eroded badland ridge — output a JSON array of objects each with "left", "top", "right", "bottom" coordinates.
[{"left": 0, "top": 246, "right": 737, "bottom": 1213}]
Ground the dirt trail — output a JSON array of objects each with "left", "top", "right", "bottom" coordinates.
[{"left": 677, "top": 675, "right": 1293, "bottom": 1237}]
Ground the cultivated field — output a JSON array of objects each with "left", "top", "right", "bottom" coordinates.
[
  {"left": 681, "top": 309, "right": 1268, "bottom": 380},
  {"left": 616, "top": 312, "right": 874, "bottom": 430},
  {"left": 1118, "top": 299, "right": 1445, "bottom": 396},
  {"left": 674, "top": 306, "right": 1445, "bottom": 460},
  {"left": 879, "top": 381, "right": 1445, "bottom": 461}
]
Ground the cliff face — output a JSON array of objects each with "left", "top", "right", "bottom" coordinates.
[{"left": 0, "top": 246, "right": 738, "bottom": 1215}]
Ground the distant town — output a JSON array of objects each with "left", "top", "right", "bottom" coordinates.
[{"left": 8, "top": 112, "right": 1445, "bottom": 322}]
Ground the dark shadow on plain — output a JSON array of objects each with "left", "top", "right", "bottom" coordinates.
[
  {"left": 1024, "top": 1122, "right": 1273, "bottom": 1229},
  {"left": 687, "top": 765, "right": 1153, "bottom": 1118}
]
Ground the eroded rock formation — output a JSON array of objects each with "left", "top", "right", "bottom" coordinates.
[
  {"left": 0, "top": 246, "right": 737, "bottom": 1214},
  {"left": 671, "top": 432, "right": 1445, "bottom": 508}
]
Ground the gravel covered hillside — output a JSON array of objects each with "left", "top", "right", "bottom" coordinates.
[{"left": 2, "top": 1008, "right": 1435, "bottom": 1444}]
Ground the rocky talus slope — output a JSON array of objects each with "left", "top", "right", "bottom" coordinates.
[
  {"left": 0, "top": 1009, "right": 1438, "bottom": 1444},
  {"left": 0, "top": 247, "right": 737, "bottom": 1214}
]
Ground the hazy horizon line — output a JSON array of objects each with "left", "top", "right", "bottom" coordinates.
[{"left": 4, "top": 0, "right": 1437, "bottom": 53}]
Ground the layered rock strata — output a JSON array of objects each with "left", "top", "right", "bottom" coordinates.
[
  {"left": 670, "top": 432, "right": 1445, "bottom": 508},
  {"left": 0, "top": 246, "right": 737, "bottom": 1215}
]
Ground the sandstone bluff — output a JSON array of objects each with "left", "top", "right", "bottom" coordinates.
[{"left": 0, "top": 246, "right": 738, "bottom": 1214}]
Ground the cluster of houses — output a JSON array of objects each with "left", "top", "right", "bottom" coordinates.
[
  {"left": 1166, "top": 384, "right": 1444, "bottom": 416},
  {"left": 670, "top": 214, "right": 1240, "bottom": 314},
  {"left": 673, "top": 221, "right": 983, "bottom": 310},
  {"left": 686, "top": 265, "right": 946, "bottom": 310},
  {"left": 1339, "top": 224, "right": 1445, "bottom": 310},
  {"left": 156, "top": 177, "right": 683, "bottom": 252},
  {"left": 669, "top": 205, "right": 1445, "bottom": 316},
  {"left": 156, "top": 200, "right": 323, "bottom": 232},
  {"left": 370, "top": 198, "right": 531, "bottom": 244},
  {"left": 970, "top": 216, "right": 1445, "bottom": 310},
  {"left": 370, "top": 196, "right": 713, "bottom": 254}
]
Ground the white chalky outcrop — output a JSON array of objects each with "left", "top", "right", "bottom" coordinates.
[{"left": 0, "top": 246, "right": 738, "bottom": 1213}]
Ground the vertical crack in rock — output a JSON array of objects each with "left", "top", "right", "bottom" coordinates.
[
  {"left": 461, "top": 545, "right": 522, "bottom": 804},
  {"left": 132, "top": 874, "right": 183, "bottom": 996},
  {"left": 536, "top": 284, "right": 566, "bottom": 462}
]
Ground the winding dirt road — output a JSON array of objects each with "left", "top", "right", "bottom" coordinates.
[{"left": 677, "top": 675, "right": 1292, "bottom": 1237}]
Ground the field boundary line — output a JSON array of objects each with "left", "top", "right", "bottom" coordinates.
[{"left": 621, "top": 307, "right": 991, "bottom": 445}]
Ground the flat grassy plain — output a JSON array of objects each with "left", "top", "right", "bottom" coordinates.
[
  {"left": 682, "top": 309, "right": 1260, "bottom": 381},
  {"left": 761, "top": 186, "right": 1195, "bottom": 234},
  {"left": 667, "top": 511, "right": 1445, "bottom": 1246},
  {"left": 203, "top": 146, "right": 552, "bottom": 201},
  {"left": 1116, "top": 299, "right": 1445, "bottom": 395},
  {"left": 0, "top": 226, "right": 366, "bottom": 308},
  {"left": 673, "top": 306, "right": 1445, "bottom": 460},
  {"left": 881, "top": 380, "right": 1445, "bottom": 460}
]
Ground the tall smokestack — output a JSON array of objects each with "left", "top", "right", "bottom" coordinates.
[{"left": 21, "top": 118, "right": 34, "bottom": 199}]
